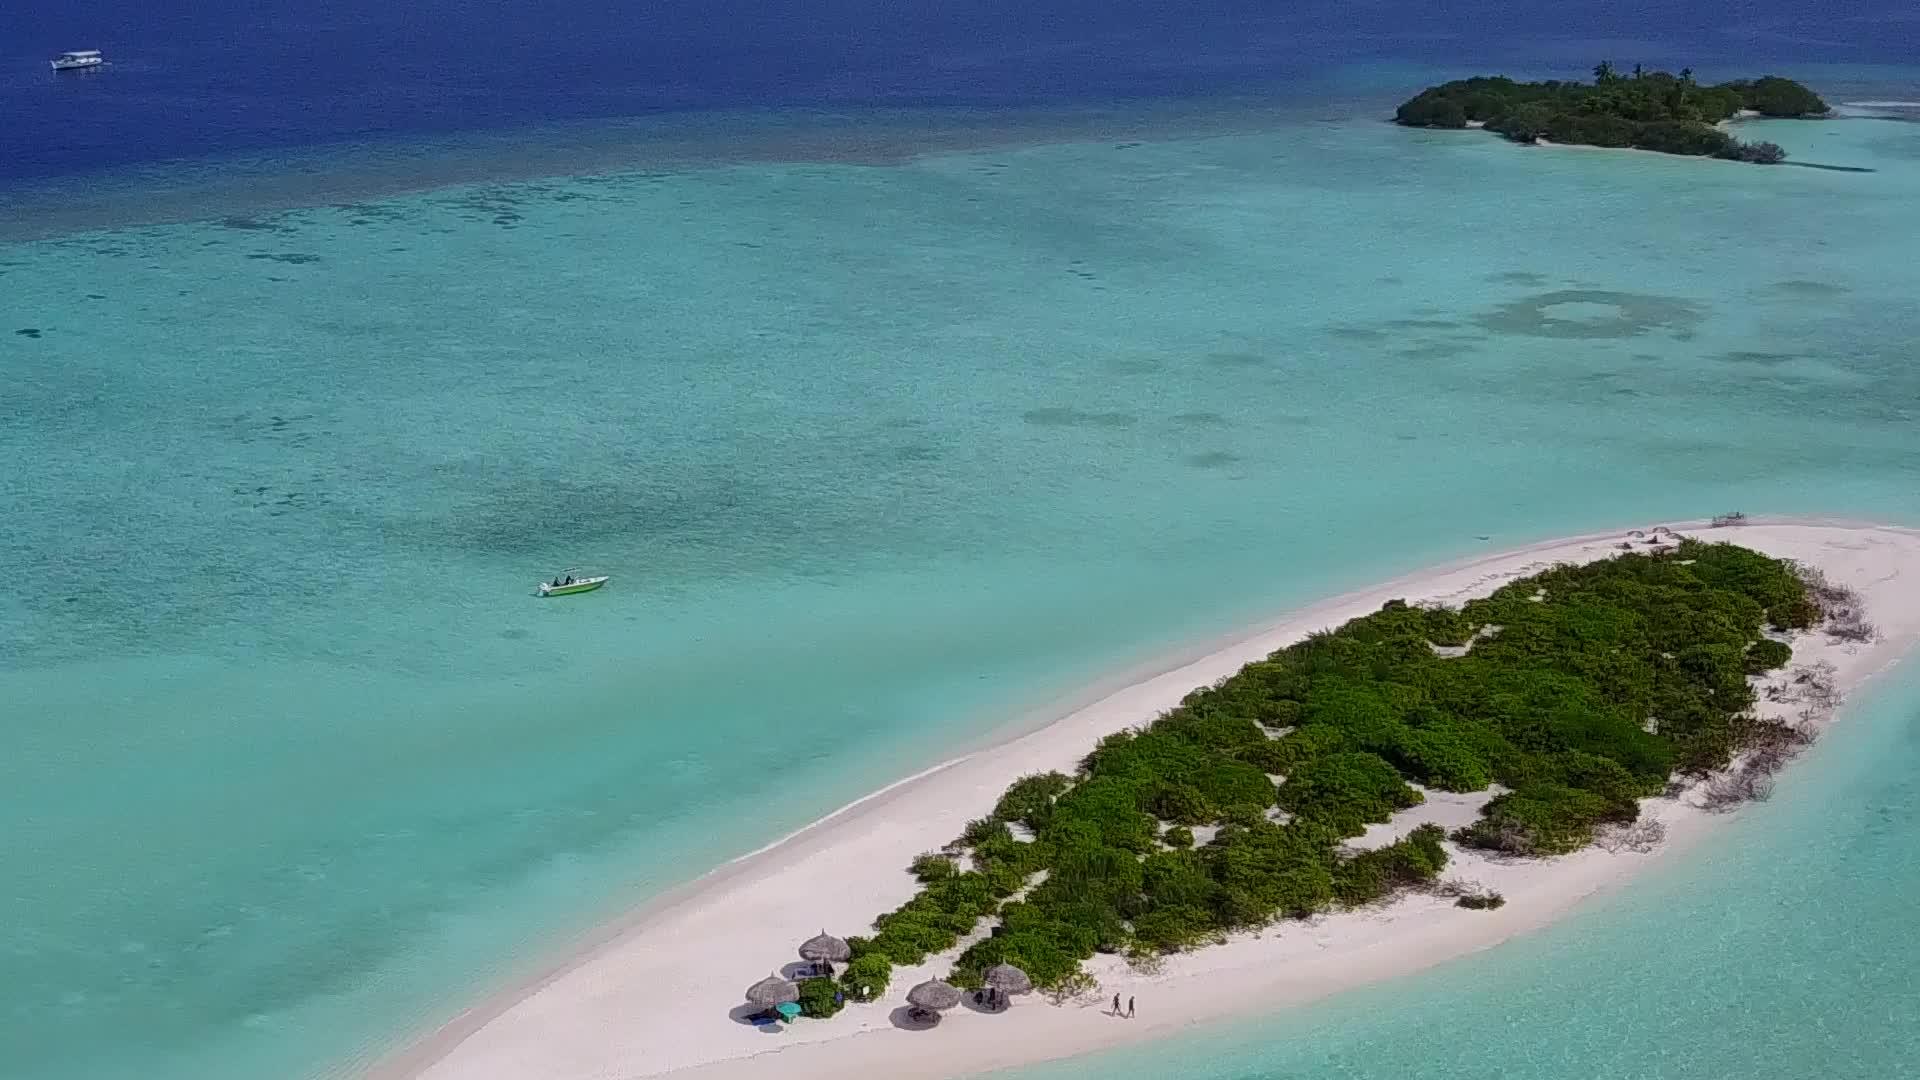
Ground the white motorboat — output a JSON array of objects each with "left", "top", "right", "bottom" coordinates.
[
  {"left": 51, "top": 50, "right": 105, "bottom": 72},
  {"left": 537, "top": 569, "right": 610, "bottom": 597}
]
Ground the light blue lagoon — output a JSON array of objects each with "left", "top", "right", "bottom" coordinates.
[{"left": 3, "top": 94, "right": 1919, "bottom": 1079}]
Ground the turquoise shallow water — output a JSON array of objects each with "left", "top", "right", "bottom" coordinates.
[{"left": 5, "top": 86, "right": 1920, "bottom": 1079}]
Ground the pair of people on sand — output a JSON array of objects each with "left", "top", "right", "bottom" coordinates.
[{"left": 1111, "top": 993, "right": 1134, "bottom": 1018}]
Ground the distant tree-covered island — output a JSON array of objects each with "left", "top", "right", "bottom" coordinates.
[{"left": 1395, "top": 64, "right": 1830, "bottom": 164}]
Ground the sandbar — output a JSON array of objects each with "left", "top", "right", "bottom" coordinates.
[{"left": 371, "top": 520, "right": 1920, "bottom": 1080}]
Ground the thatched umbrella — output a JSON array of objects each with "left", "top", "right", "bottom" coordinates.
[
  {"left": 798, "top": 931, "right": 851, "bottom": 964},
  {"left": 982, "top": 964, "right": 1033, "bottom": 996},
  {"left": 906, "top": 979, "right": 962, "bottom": 1011},
  {"left": 746, "top": 974, "right": 800, "bottom": 1007}
]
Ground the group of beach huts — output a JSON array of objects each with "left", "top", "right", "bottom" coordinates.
[{"left": 744, "top": 932, "right": 1033, "bottom": 1029}]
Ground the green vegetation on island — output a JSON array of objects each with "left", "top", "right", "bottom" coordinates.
[
  {"left": 1395, "top": 64, "right": 1829, "bottom": 163},
  {"left": 828, "top": 541, "right": 1835, "bottom": 1003}
]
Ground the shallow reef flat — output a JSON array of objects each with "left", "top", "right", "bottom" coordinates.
[{"left": 6, "top": 105, "right": 1920, "bottom": 1080}]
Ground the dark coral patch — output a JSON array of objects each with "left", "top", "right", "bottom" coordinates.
[
  {"left": 1183, "top": 450, "right": 1242, "bottom": 468},
  {"left": 1171, "top": 411, "right": 1228, "bottom": 427},
  {"left": 1399, "top": 340, "right": 1476, "bottom": 361},
  {"left": 1206, "top": 351, "right": 1268, "bottom": 367},
  {"left": 1766, "top": 279, "right": 1847, "bottom": 298},
  {"left": 1486, "top": 270, "right": 1548, "bottom": 286},
  {"left": 219, "top": 215, "right": 295, "bottom": 233},
  {"left": 1715, "top": 350, "right": 1800, "bottom": 366},
  {"left": 1471, "top": 289, "right": 1703, "bottom": 340},
  {"left": 1023, "top": 408, "right": 1138, "bottom": 429}
]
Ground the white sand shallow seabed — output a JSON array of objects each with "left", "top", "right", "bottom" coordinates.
[{"left": 373, "top": 520, "right": 1920, "bottom": 1080}]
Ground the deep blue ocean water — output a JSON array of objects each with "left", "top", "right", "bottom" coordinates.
[
  {"left": 6, "top": 1, "right": 1918, "bottom": 183},
  {"left": 6, "top": 4, "right": 1920, "bottom": 1080}
]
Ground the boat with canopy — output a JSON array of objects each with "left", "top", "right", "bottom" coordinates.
[
  {"left": 538, "top": 569, "right": 608, "bottom": 597},
  {"left": 51, "top": 50, "right": 105, "bottom": 71}
]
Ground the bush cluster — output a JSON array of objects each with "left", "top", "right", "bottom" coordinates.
[
  {"left": 796, "top": 977, "right": 844, "bottom": 1018},
  {"left": 845, "top": 542, "right": 1813, "bottom": 999},
  {"left": 1277, "top": 751, "right": 1423, "bottom": 835},
  {"left": 837, "top": 950, "right": 891, "bottom": 1002},
  {"left": 1745, "top": 638, "right": 1794, "bottom": 674},
  {"left": 1738, "top": 75, "right": 1829, "bottom": 117},
  {"left": 865, "top": 868, "right": 1022, "bottom": 966},
  {"left": 909, "top": 852, "right": 957, "bottom": 883},
  {"left": 1395, "top": 64, "right": 1826, "bottom": 163}
]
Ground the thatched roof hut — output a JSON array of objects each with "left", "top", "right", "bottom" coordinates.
[
  {"left": 745, "top": 974, "right": 800, "bottom": 1007},
  {"left": 906, "top": 979, "right": 962, "bottom": 1010},
  {"left": 798, "top": 931, "right": 852, "bottom": 963},
  {"left": 982, "top": 963, "right": 1033, "bottom": 995}
]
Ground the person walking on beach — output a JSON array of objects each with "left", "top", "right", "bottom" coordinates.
[
  {"left": 1127, "top": 995, "right": 1135, "bottom": 1019},
  {"left": 1112, "top": 993, "right": 1121, "bottom": 1016}
]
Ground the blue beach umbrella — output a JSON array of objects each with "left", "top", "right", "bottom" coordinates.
[{"left": 775, "top": 1001, "right": 803, "bottom": 1020}]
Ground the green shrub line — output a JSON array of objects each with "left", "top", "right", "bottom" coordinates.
[
  {"left": 1394, "top": 64, "right": 1827, "bottom": 163},
  {"left": 829, "top": 541, "right": 1815, "bottom": 1007}
]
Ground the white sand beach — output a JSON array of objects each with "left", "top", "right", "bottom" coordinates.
[{"left": 373, "top": 520, "right": 1920, "bottom": 1080}]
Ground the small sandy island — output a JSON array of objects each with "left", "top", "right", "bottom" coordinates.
[{"left": 372, "top": 520, "right": 1920, "bottom": 1080}]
